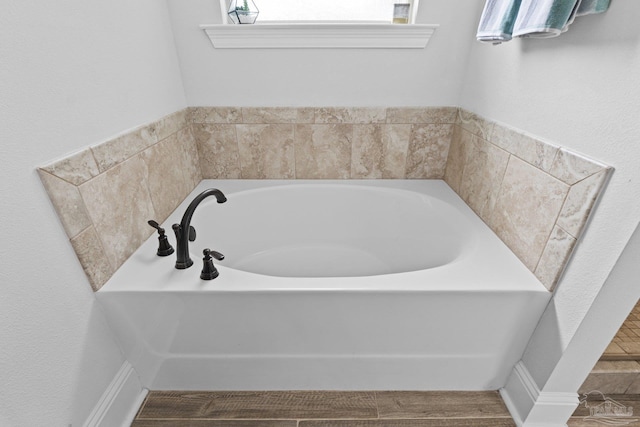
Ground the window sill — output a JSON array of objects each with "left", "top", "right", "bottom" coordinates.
[{"left": 200, "top": 23, "right": 438, "bottom": 49}]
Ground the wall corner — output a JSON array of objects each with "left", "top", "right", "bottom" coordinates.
[{"left": 83, "top": 361, "right": 147, "bottom": 427}]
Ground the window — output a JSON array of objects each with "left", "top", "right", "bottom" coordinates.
[
  {"left": 221, "top": 0, "right": 419, "bottom": 24},
  {"left": 206, "top": 0, "right": 435, "bottom": 49}
]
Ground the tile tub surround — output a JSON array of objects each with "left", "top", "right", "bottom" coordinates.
[
  {"left": 40, "top": 106, "right": 610, "bottom": 292},
  {"left": 38, "top": 109, "right": 202, "bottom": 291},
  {"left": 445, "top": 109, "right": 612, "bottom": 290},
  {"left": 189, "top": 107, "right": 458, "bottom": 179}
]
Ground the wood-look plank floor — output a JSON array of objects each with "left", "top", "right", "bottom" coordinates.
[
  {"left": 569, "top": 394, "right": 640, "bottom": 426},
  {"left": 132, "top": 391, "right": 516, "bottom": 427},
  {"left": 602, "top": 301, "right": 640, "bottom": 361}
]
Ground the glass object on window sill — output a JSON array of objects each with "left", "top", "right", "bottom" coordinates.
[
  {"left": 228, "top": 0, "right": 259, "bottom": 24},
  {"left": 393, "top": 3, "right": 410, "bottom": 24}
]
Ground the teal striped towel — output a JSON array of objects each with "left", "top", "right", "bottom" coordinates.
[
  {"left": 477, "top": 0, "right": 523, "bottom": 43},
  {"left": 477, "top": 0, "right": 610, "bottom": 42},
  {"left": 513, "top": 0, "right": 610, "bottom": 38},
  {"left": 576, "top": 0, "right": 610, "bottom": 16},
  {"left": 513, "top": 0, "right": 580, "bottom": 38}
]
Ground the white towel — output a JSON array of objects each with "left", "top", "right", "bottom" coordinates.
[
  {"left": 476, "top": 0, "right": 523, "bottom": 43},
  {"left": 513, "top": 0, "right": 582, "bottom": 38}
]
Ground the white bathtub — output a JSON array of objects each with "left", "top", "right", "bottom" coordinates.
[{"left": 97, "top": 180, "right": 550, "bottom": 391}]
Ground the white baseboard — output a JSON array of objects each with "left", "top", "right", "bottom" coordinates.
[
  {"left": 501, "top": 361, "right": 579, "bottom": 427},
  {"left": 83, "top": 361, "right": 148, "bottom": 427}
]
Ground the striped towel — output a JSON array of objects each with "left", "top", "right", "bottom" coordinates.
[
  {"left": 513, "top": 0, "right": 582, "bottom": 38},
  {"left": 477, "top": 0, "right": 523, "bottom": 43},
  {"left": 576, "top": 0, "right": 610, "bottom": 16}
]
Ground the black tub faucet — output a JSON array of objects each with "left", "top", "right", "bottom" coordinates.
[{"left": 172, "top": 188, "right": 227, "bottom": 269}]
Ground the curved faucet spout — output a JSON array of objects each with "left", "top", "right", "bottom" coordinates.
[{"left": 173, "top": 188, "right": 227, "bottom": 269}]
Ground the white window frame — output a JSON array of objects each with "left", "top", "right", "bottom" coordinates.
[{"left": 201, "top": 0, "right": 437, "bottom": 49}]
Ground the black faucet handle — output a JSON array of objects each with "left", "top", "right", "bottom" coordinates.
[
  {"left": 204, "top": 248, "right": 224, "bottom": 261},
  {"left": 201, "top": 248, "right": 224, "bottom": 280},
  {"left": 148, "top": 219, "right": 174, "bottom": 256},
  {"left": 148, "top": 220, "right": 163, "bottom": 233}
]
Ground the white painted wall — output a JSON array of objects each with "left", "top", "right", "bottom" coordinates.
[
  {"left": 0, "top": 1, "right": 186, "bottom": 426},
  {"left": 167, "top": 0, "right": 483, "bottom": 107},
  {"left": 2, "top": 0, "right": 635, "bottom": 422},
  {"left": 459, "top": 2, "right": 640, "bottom": 393}
]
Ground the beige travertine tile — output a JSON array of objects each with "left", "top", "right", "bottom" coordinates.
[
  {"left": 382, "top": 124, "right": 412, "bottom": 178},
  {"left": 38, "top": 170, "right": 92, "bottom": 239},
  {"left": 70, "top": 226, "right": 116, "bottom": 291},
  {"left": 548, "top": 148, "right": 606, "bottom": 185},
  {"left": 242, "top": 107, "right": 298, "bottom": 123},
  {"left": 351, "top": 124, "right": 410, "bottom": 179},
  {"left": 351, "top": 125, "right": 384, "bottom": 179},
  {"left": 79, "top": 156, "right": 157, "bottom": 269},
  {"left": 405, "top": 124, "right": 453, "bottom": 179},
  {"left": 490, "top": 122, "right": 559, "bottom": 172},
  {"left": 193, "top": 123, "right": 241, "bottom": 179},
  {"left": 534, "top": 226, "right": 577, "bottom": 290},
  {"left": 376, "top": 391, "right": 510, "bottom": 419},
  {"left": 296, "top": 107, "right": 315, "bottom": 123},
  {"left": 458, "top": 136, "right": 510, "bottom": 220},
  {"left": 91, "top": 125, "right": 158, "bottom": 172},
  {"left": 153, "top": 109, "right": 187, "bottom": 141},
  {"left": 386, "top": 107, "right": 458, "bottom": 124},
  {"left": 140, "top": 135, "right": 190, "bottom": 222},
  {"left": 237, "top": 124, "right": 295, "bottom": 179},
  {"left": 456, "top": 109, "right": 495, "bottom": 140},
  {"left": 189, "top": 107, "right": 242, "bottom": 124},
  {"left": 177, "top": 126, "right": 202, "bottom": 191},
  {"left": 40, "top": 148, "right": 100, "bottom": 186},
  {"left": 314, "top": 108, "right": 386, "bottom": 124},
  {"left": 294, "top": 124, "right": 352, "bottom": 179},
  {"left": 490, "top": 156, "right": 570, "bottom": 271},
  {"left": 443, "top": 125, "right": 471, "bottom": 194},
  {"left": 557, "top": 168, "right": 610, "bottom": 238}
]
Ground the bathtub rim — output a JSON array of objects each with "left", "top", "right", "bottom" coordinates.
[{"left": 99, "top": 179, "right": 548, "bottom": 294}]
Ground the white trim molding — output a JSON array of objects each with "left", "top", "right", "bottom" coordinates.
[
  {"left": 501, "top": 361, "right": 579, "bottom": 427},
  {"left": 83, "top": 361, "right": 147, "bottom": 427},
  {"left": 200, "top": 23, "right": 438, "bottom": 49}
]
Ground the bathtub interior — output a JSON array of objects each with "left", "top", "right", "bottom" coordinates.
[
  {"left": 96, "top": 179, "right": 551, "bottom": 391},
  {"left": 202, "top": 184, "right": 472, "bottom": 277}
]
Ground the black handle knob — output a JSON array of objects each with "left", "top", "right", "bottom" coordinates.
[
  {"left": 204, "top": 248, "right": 225, "bottom": 261},
  {"left": 148, "top": 220, "right": 163, "bottom": 234},
  {"left": 201, "top": 248, "right": 224, "bottom": 280},
  {"left": 148, "top": 219, "right": 174, "bottom": 256}
]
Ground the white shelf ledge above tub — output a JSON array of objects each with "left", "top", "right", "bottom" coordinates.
[{"left": 200, "top": 23, "right": 439, "bottom": 49}]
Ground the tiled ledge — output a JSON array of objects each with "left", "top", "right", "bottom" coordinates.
[
  {"left": 38, "top": 109, "right": 202, "bottom": 290},
  {"left": 38, "top": 106, "right": 611, "bottom": 292},
  {"left": 445, "top": 109, "right": 611, "bottom": 290}
]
